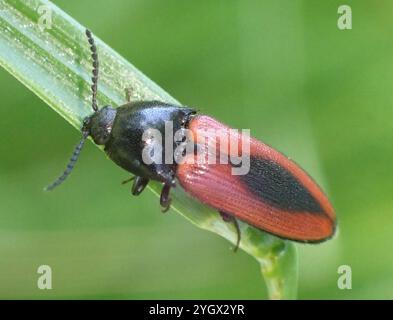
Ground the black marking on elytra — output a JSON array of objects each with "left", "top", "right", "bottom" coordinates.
[{"left": 238, "top": 156, "right": 323, "bottom": 213}]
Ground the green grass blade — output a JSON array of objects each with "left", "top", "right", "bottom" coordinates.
[{"left": 0, "top": 0, "right": 298, "bottom": 299}]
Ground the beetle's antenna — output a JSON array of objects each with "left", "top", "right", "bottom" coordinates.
[
  {"left": 86, "top": 29, "right": 99, "bottom": 112},
  {"left": 44, "top": 132, "right": 89, "bottom": 191},
  {"left": 45, "top": 30, "right": 97, "bottom": 191}
]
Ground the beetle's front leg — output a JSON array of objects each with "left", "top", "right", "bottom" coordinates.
[
  {"left": 122, "top": 176, "right": 135, "bottom": 185},
  {"left": 131, "top": 176, "right": 149, "bottom": 196},
  {"left": 125, "top": 87, "right": 133, "bottom": 103}
]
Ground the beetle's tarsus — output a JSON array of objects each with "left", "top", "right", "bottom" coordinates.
[{"left": 160, "top": 183, "right": 172, "bottom": 212}]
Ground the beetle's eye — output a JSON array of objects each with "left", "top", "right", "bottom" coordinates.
[{"left": 82, "top": 117, "right": 91, "bottom": 130}]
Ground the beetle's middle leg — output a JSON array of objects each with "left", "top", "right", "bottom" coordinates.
[
  {"left": 160, "top": 182, "right": 174, "bottom": 213},
  {"left": 219, "top": 211, "right": 241, "bottom": 252}
]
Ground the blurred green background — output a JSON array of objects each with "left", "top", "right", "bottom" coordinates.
[{"left": 0, "top": 0, "right": 392, "bottom": 299}]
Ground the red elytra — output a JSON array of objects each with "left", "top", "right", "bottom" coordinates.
[{"left": 177, "top": 115, "right": 336, "bottom": 243}]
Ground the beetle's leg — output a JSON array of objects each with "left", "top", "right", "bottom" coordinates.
[
  {"left": 122, "top": 176, "right": 135, "bottom": 185},
  {"left": 125, "top": 87, "right": 133, "bottom": 102},
  {"left": 131, "top": 176, "right": 149, "bottom": 196},
  {"left": 219, "top": 211, "right": 241, "bottom": 252},
  {"left": 160, "top": 182, "right": 172, "bottom": 213}
]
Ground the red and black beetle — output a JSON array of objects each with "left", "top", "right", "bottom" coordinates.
[{"left": 46, "top": 30, "right": 336, "bottom": 249}]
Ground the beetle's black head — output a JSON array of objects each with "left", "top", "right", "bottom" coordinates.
[{"left": 83, "top": 105, "right": 117, "bottom": 145}]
